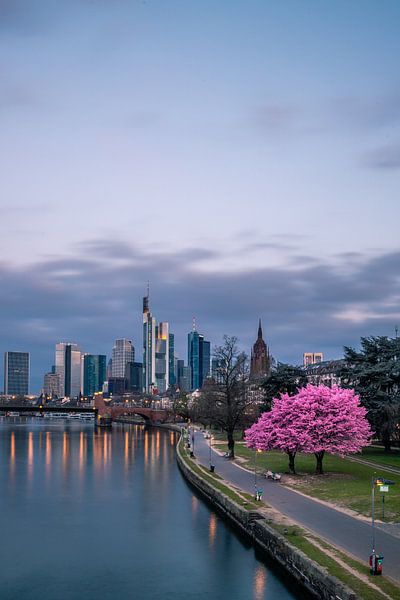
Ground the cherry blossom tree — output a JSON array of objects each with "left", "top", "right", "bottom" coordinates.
[
  {"left": 246, "top": 384, "right": 372, "bottom": 474},
  {"left": 246, "top": 392, "right": 311, "bottom": 473}
]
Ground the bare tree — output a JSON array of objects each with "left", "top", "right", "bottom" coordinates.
[{"left": 195, "top": 336, "right": 251, "bottom": 458}]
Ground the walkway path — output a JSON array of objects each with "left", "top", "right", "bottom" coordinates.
[
  {"left": 347, "top": 456, "right": 400, "bottom": 476},
  {"left": 191, "top": 431, "right": 400, "bottom": 583}
]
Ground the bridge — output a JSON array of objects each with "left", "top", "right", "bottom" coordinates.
[
  {"left": 0, "top": 404, "right": 97, "bottom": 416},
  {"left": 0, "top": 398, "right": 171, "bottom": 426},
  {"left": 94, "top": 396, "right": 170, "bottom": 425}
]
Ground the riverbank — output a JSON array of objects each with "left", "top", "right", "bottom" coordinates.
[{"left": 176, "top": 435, "right": 400, "bottom": 600}]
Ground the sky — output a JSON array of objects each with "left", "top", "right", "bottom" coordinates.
[{"left": 1, "top": 0, "right": 400, "bottom": 392}]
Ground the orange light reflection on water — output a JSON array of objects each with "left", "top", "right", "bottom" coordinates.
[
  {"left": 79, "top": 431, "right": 85, "bottom": 474},
  {"left": 27, "top": 431, "right": 34, "bottom": 483},
  {"left": 144, "top": 430, "right": 149, "bottom": 466},
  {"left": 209, "top": 512, "right": 217, "bottom": 549},
  {"left": 45, "top": 431, "right": 51, "bottom": 473},
  {"left": 191, "top": 495, "right": 198, "bottom": 517},
  {"left": 9, "top": 431, "right": 15, "bottom": 479},
  {"left": 62, "top": 431, "right": 68, "bottom": 472},
  {"left": 253, "top": 564, "right": 267, "bottom": 600},
  {"left": 124, "top": 431, "right": 129, "bottom": 468}
]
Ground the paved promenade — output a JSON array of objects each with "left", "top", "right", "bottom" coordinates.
[{"left": 191, "top": 431, "right": 400, "bottom": 583}]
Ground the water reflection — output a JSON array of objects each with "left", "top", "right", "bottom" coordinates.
[
  {"left": 79, "top": 431, "right": 85, "bottom": 475},
  {"left": 191, "top": 494, "right": 198, "bottom": 516},
  {"left": 253, "top": 564, "right": 267, "bottom": 600},
  {"left": 45, "top": 431, "right": 51, "bottom": 475},
  {"left": 27, "top": 431, "right": 34, "bottom": 485},
  {"left": 209, "top": 512, "right": 217, "bottom": 549},
  {"left": 9, "top": 431, "right": 15, "bottom": 480},
  {"left": 0, "top": 420, "right": 298, "bottom": 600}
]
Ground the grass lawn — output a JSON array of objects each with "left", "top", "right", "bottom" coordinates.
[
  {"left": 219, "top": 441, "right": 400, "bottom": 521},
  {"left": 360, "top": 446, "right": 400, "bottom": 470}
]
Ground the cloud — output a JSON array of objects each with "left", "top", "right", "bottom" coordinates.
[
  {"left": 362, "top": 143, "right": 400, "bottom": 170},
  {"left": 1, "top": 241, "right": 400, "bottom": 391},
  {"left": 331, "top": 92, "right": 400, "bottom": 131}
]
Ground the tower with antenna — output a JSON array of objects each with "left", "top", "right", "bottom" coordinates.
[{"left": 142, "top": 284, "right": 155, "bottom": 393}]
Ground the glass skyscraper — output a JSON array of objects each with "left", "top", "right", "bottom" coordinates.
[
  {"left": 55, "top": 343, "right": 81, "bottom": 398},
  {"left": 82, "top": 354, "right": 106, "bottom": 397},
  {"left": 188, "top": 328, "right": 211, "bottom": 390},
  {"left": 142, "top": 294, "right": 156, "bottom": 393},
  {"left": 4, "top": 351, "right": 30, "bottom": 395},
  {"left": 111, "top": 339, "right": 134, "bottom": 378}
]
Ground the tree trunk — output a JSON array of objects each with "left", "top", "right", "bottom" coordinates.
[
  {"left": 315, "top": 451, "right": 325, "bottom": 475},
  {"left": 382, "top": 434, "right": 392, "bottom": 453},
  {"left": 227, "top": 430, "right": 235, "bottom": 458},
  {"left": 287, "top": 451, "right": 296, "bottom": 474}
]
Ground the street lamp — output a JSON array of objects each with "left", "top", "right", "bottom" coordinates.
[
  {"left": 209, "top": 432, "right": 214, "bottom": 472},
  {"left": 254, "top": 448, "right": 262, "bottom": 499},
  {"left": 191, "top": 428, "right": 195, "bottom": 457}
]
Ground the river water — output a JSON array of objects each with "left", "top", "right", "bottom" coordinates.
[{"left": 0, "top": 419, "right": 303, "bottom": 599}]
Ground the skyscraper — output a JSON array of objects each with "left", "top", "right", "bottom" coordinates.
[
  {"left": 4, "top": 351, "right": 30, "bottom": 395},
  {"left": 250, "top": 320, "right": 271, "bottom": 379},
  {"left": 112, "top": 339, "right": 134, "bottom": 378},
  {"left": 188, "top": 325, "right": 211, "bottom": 390},
  {"left": 142, "top": 293, "right": 156, "bottom": 393},
  {"left": 82, "top": 354, "right": 107, "bottom": 397},
  {"left": 43, "top": 372, "right": 60, "bottom": 398},
  {"left": 55, "top": 343, "right": 81, "bottom": 398},
  {"left": 177, "top": 359, "right": 191, "bottom": 392},
  {"left": 168, "top": 333, "right": 175, "bottom": 386},
  {"left": 155, "top": 322, "right": 169, "bottom": 394}
]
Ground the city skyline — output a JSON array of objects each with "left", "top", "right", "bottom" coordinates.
[{"left": 1, "top": 2, "right": 400, "bottom": 390}]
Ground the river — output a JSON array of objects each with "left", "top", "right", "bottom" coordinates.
[{"left": 0, "top": 418, "right": 304, "bottom": 599}]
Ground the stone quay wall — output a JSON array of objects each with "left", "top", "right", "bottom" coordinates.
[{"left": 176, "top": 439, "right": 359, "bottom": 600}]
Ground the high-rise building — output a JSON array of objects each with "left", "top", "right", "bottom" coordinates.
[
  {"left": 4, "top": 351, "right": 30, "bottom": 395},
  {"left": 188, "top": 326, "right": 211, "bottom": 390},
  {"left": 154, "top": 322, "right": 169, "bottom": 394},
  {"left": 168, "top": 333, "right": 175, "bottom": 386},
  {"left": 112, "top": 339, "right": 134, "bottom": 378},
  {"left": 250, "top": 319, "right": 271, "bottom": 379},
  {"left": 43, "top": 372, "right": 60, "bottom": 398},
  {"left": 303, "top": 352, "right": 324, "bottom": 368},
  {"left": 176, "top": 359, "right": 191, "bottom": 392},
  {"left": 82, "top": 354, "right": 106, "bottom": 397},
  {"left": 55, "top": 343, "right": 81, "bottom": 398},
  {"left": 142, "top": 294, "right": 156, "bottom": 393},
  {"left": 128, "top": 361, "right": 143, "bottom": 392}
]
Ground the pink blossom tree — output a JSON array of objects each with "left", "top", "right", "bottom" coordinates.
[
  {"left": 246, "top": 384, "right": 372, "bottom": 475},
  {"left": 246, "top": 392, "right": 313, "bottom": 474}
]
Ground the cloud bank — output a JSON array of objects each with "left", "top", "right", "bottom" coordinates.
[{"left": 1, "top": 240, "right": 399, "bottom": 391}]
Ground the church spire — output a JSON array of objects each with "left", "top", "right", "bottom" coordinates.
[{"left": 258, "top": 318, "right": 262, "bottom": 340}]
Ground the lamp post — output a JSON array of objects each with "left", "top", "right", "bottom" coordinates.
[
  {"left": 209, "top": 432, "right": 214, "bottom": 472},
  {"left": 254, "top": 448, "right": 262, "bottom": 498},
  {"left": 190, "top": 428, "right": 195, "bottom": 457}
]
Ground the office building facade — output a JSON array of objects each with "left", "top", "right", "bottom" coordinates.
[
  {"left": 188, "top": 328, "right": 211, "bottom": 390},
  {"left": 112, "top": 339, "right": 134, "bottom": 378},
  {"left": 82, "top": 354, "right": 106, "bottom": 397},
  {"left": 43, "top": 372, "right": 60, "bottom": 398},
  {"left": 55, "top": 343, "right": 81, "bottom": 398},
  {"left": 142, "top": 294, "right": 156, "bottom": 393},
  {"left": 303, "top": 352, "right": 324, "bottom": 368},
  {"left": 4, "top": 351, "right": 30, "bottom": 395}
]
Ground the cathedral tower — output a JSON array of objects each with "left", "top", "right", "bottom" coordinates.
[{"left": 250, "top": 319, "right": 271, "bottom": 379}]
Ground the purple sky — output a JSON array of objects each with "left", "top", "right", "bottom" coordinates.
[{"left": 1, "top": 1, "right": 400, "bottom": 391}]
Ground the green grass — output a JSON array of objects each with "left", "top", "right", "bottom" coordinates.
[
  {"left": 219, "top": 442, "right": 400, "bottom": 520},
  {"left": 360, "top": 447, "right": 400, "bottom": 470}
]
